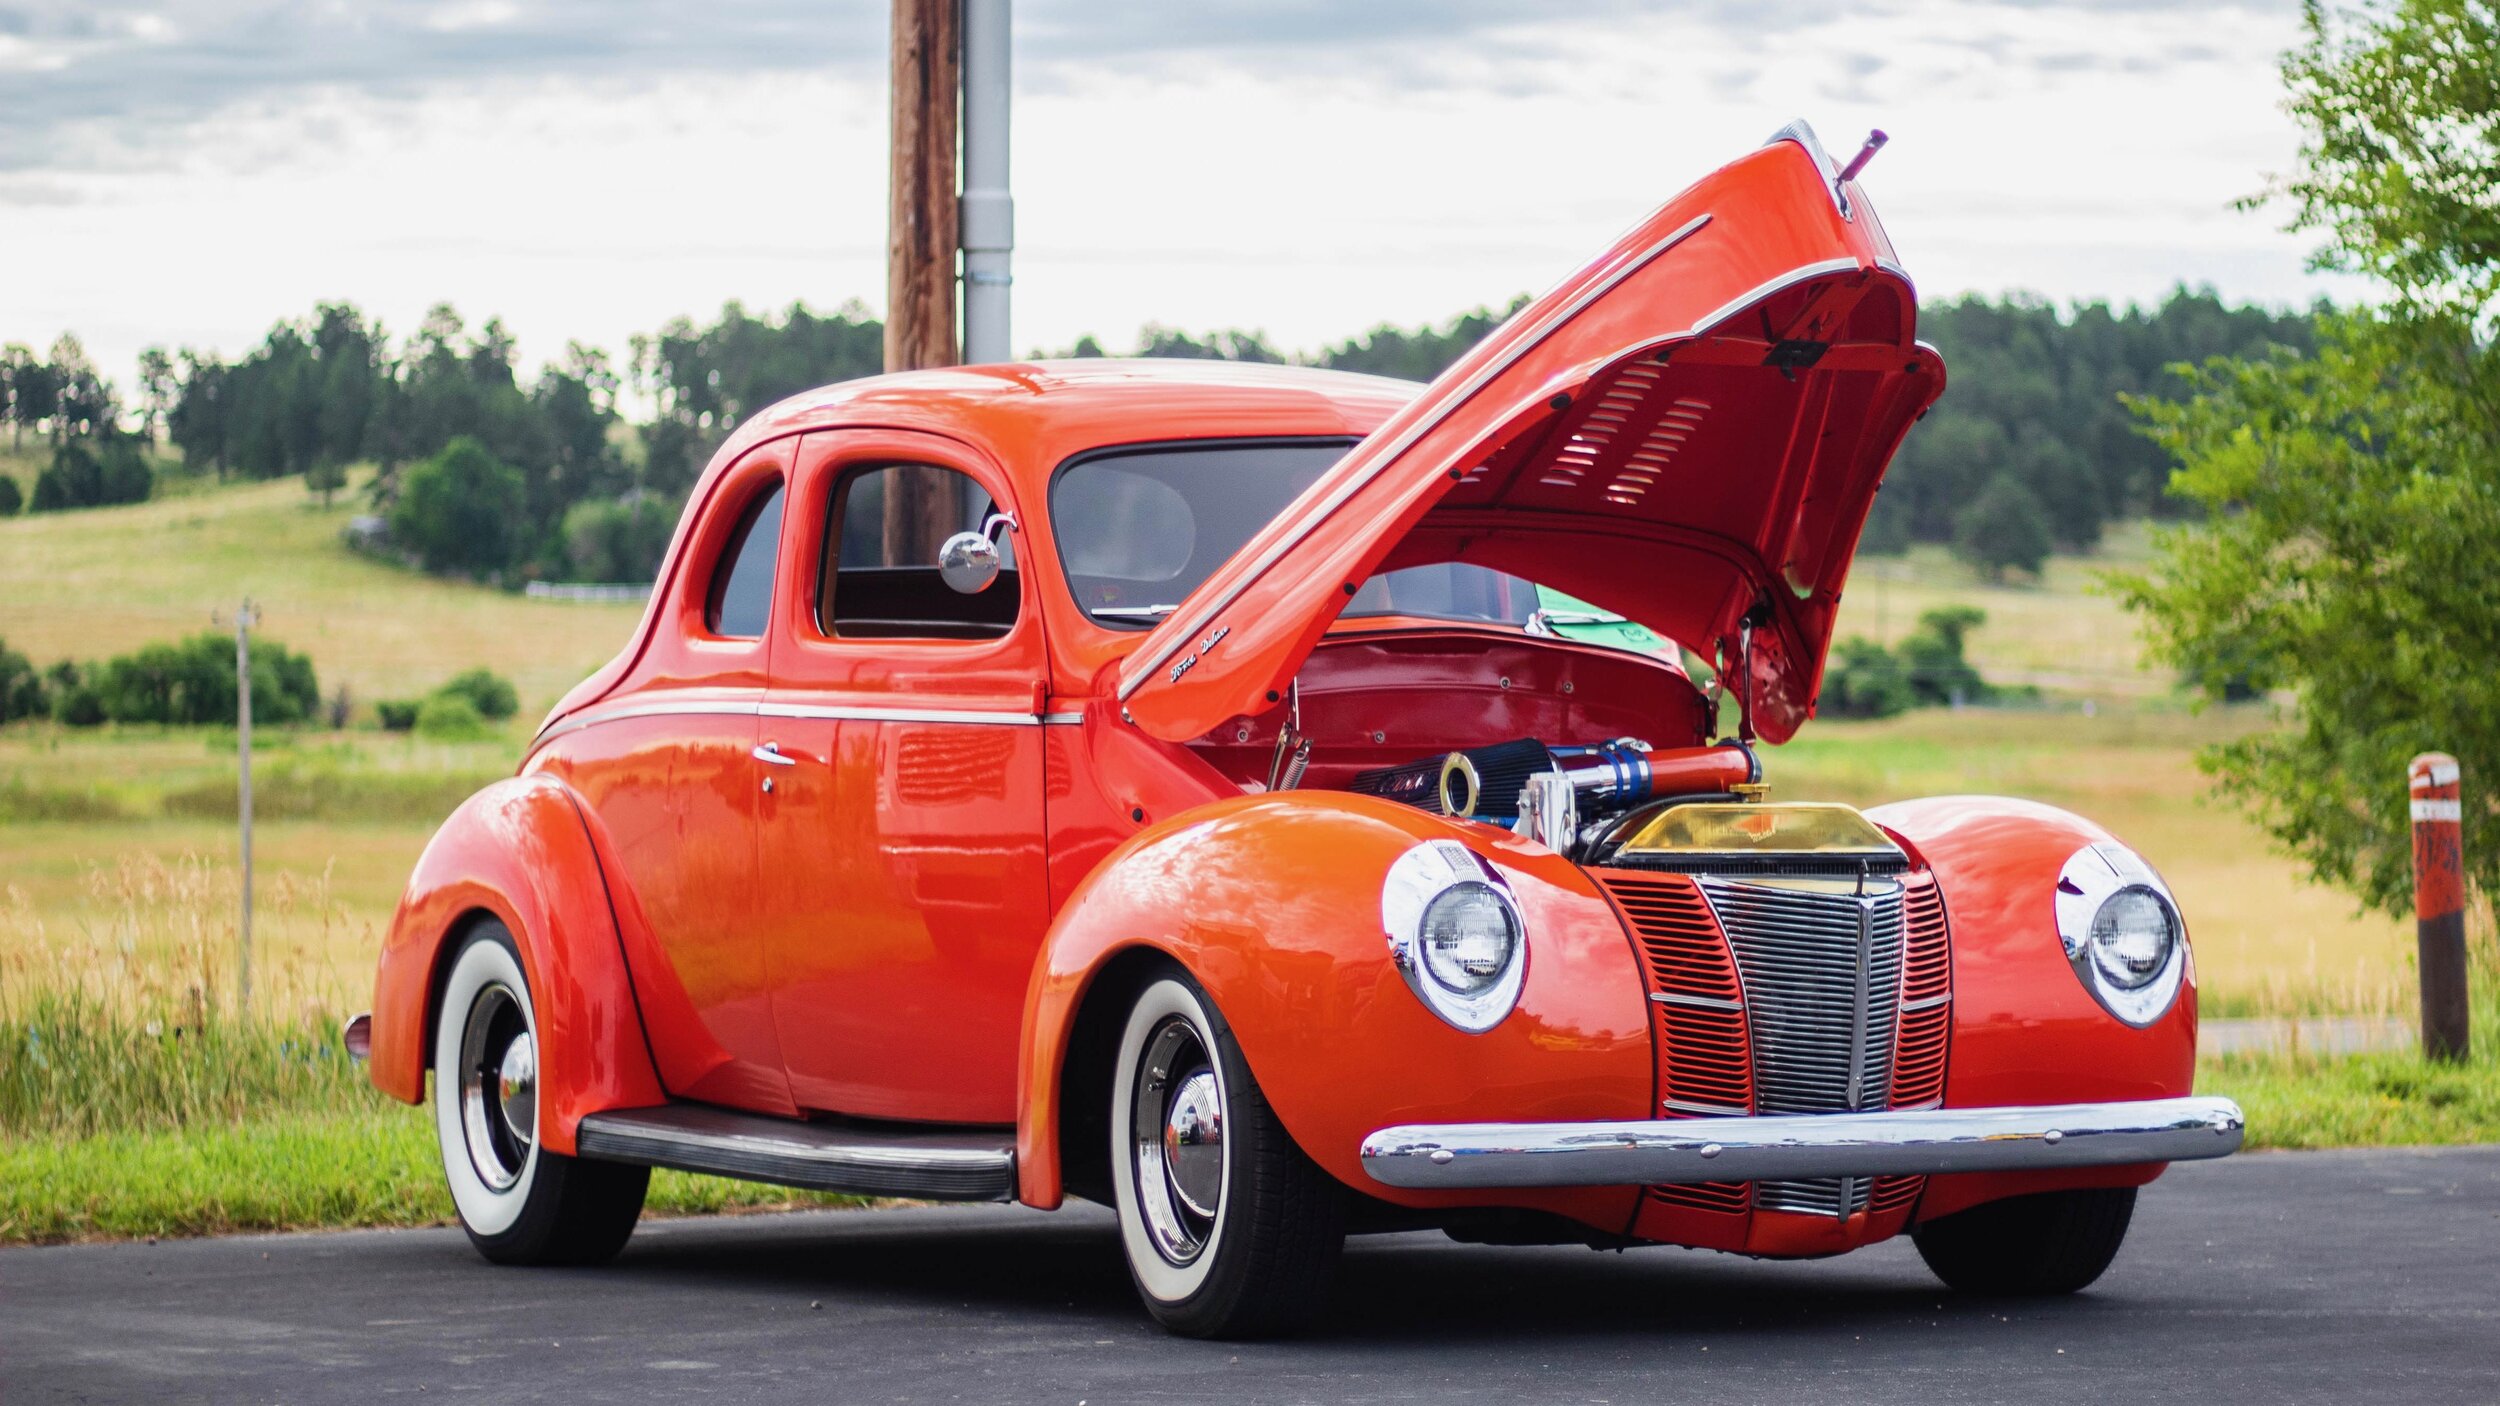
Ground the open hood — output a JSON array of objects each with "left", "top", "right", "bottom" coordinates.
[{"left": 1115, "top": 122, "right": 1946, "bottom": 746}]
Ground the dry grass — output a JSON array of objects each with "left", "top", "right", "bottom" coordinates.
[
  {"left": 1836, "top": 523, "right": 2164, "bottom": 700},
  {"left": 1771, "top": 706, "right": 2415, "bottom": 1018},
  {"left": 0, "top": 470, "right": 639, "bottom": 710}
]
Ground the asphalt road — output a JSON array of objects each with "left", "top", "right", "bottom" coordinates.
[{"left": 6, "top": 1146, "right": 2496, "bottom": 1405}]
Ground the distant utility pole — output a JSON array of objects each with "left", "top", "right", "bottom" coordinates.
[
  {"left": 231, "top": 598, "right": 259, "bottom": 1011},
  {"left": 887, "top": 0, "right": 961, "bottom": 373}
]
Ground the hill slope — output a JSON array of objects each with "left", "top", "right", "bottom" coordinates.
[{"left": 0, "top": 475, "right": 642, "bottom": 713}]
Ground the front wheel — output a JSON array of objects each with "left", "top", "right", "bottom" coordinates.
[
  {"left": 433, "top": 923, "right": 648, "bottom": 1265},
  {"left": 1108, "top": 970, "right": 1345, "bottom": 1338},
  {"left": 1912, "top": 1186, "right": 2137, "bottom": 1295}
]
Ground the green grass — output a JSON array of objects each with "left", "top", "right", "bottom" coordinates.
[
  {"left": 0, "top": 469, "right": 638, "bottom": 711},
  {"left": 0, "top": 1106, "right": 877, "bottom": 1244}
]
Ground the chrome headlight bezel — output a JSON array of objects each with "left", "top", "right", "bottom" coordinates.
[
  {"left": 1382, "top": 841, "right": 1528, "bottom": 1033},
  {"left": 2053, "top": 841, "right": 2187, "bottom": 1027}
]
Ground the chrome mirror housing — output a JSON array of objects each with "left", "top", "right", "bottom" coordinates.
[{"left": 938, "top": 531, "right": 1001, "bottom": 594}]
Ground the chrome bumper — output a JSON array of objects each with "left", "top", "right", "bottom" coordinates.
[{"left": 1360, "top": 1095, "right": 2244, "bottom": 1190}]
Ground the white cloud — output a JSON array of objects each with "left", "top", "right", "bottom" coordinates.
[{"left": 2, "top": 0, "right": 2357, "bottom": 391}]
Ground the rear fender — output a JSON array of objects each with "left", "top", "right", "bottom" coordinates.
[
  {"left": 1869, "top": 795, "right": 2198, "bottom": 1221},
  {"left": 370, "top": 774, "right": 665, "bottom": 1155},
  {"left": 1017, "top": 792, "right": 1653, "bottom": 1230}
]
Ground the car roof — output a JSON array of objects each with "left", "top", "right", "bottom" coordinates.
[{"left": 703, "top": 358, "right": 1423, "bottom": 497}]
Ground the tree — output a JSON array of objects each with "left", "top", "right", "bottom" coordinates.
[
  {"left": 0, "top": 639, "right": 46, "bottom": 722},
  {"left": 45, "top": 334, "right": 113, "bottom": 441},
  {"left": 389, "top": 435, "right": 527, "bottom": 578},
  {"left": 135, "top": 347, "right": 176, "bottom": 444},
  {"left": 1951, "top": 473, "right": 2054, "bottom": 580},
  {"left": 2117, "top": 0, "right": 2500, "bottom": 917},
  {"left": 170, "top": 351, "right": 231, "bottom": 478},
  {"left": 0, "top": 475, "right": 19, "bottom": 518}
]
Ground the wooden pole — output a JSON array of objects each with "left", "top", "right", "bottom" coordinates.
[
  {"left": 887, "top": 0, "right": 960, "bottom": 374},
  {"left": 2410, "top": 753, "right": 2469, "bottom": 1061}
]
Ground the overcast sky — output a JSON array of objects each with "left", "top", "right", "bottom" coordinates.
[{"left": 5, "top": 0, "right": 2356, "bottom": 387}]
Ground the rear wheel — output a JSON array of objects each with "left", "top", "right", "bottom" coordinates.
[
  {"left": 433, "top": 923, "right": 648, "bottom": 1265},
  {"left": 1108, "top": 970, "right": 1345, "bottom": 1338},
  {"left": 1912, "top": 1186, "right": 2137, "bottom": 1295}
]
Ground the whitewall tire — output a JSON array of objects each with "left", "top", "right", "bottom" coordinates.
[
  {"left": 432, "top": 923, "right": 648, "bottom": 1265},
  {"left": 1108, "top": 969, "right": 1345, "bottom": 1338}
]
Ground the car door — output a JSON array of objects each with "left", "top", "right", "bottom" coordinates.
[
  {"left": 757, "top": 429, "right": 1050, "bottom": 1124},
  {"left": 552, "top": 447, "right": 796, "bottom": 1114}
]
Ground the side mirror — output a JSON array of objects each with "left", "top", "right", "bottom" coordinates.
[{"left": 938, "top": 531, "right": 1001, "bottom": 594}]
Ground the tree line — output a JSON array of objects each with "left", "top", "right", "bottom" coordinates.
[{"left": 4, "top": 285, "right": 2317, "bottom": 582}]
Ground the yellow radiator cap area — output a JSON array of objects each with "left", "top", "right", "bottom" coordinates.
[{"left": 1617, "top": 802, "right": 1902, "bottom": 857}]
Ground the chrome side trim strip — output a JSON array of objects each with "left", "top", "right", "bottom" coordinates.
[
  {"left": 542, "top": 697, "right": 1062, "bottom": 743},
  {"left": 756, "top": 701, "right": 1045, "bottom": 726},
  {"left": 1662, "top": 1097, "right": 1749, "bottom": 1118},
  {"left": 1116, "top": 211, "right": 1719, "bottom": 702},
  {"left": 1900, "top": 992, "right": 1953, "bottom": 1012},
  {"left": 1360, "top": 1095, "right": 2245, "bottom": 1190}
]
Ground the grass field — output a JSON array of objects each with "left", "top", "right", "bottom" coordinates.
[
  {"left": 0, "top": 468, "right": 637, "bottom": 709},
  {"left": 0, "top": 475, "right": 2480, "bottom": 1244}
]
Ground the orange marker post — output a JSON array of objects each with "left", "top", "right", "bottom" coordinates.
[{"left": 2409, "top": 753, "right": 2469, "bottom": 1062}]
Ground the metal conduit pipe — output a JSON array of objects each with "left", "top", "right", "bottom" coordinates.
[{"left": 960, "top": 0, "right": 1013, "bottom": 364}]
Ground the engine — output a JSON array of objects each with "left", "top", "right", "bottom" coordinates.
[{"left": 1347, "top": 736, "right": 1760, "bottom": 856}]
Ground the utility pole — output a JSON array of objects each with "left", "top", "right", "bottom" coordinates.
[
  {"left": 887, "top": 0, "right": 961, "bottom": 373},
  {"left": 960, "top": 0, "right": 1014, "bottom": 363},
  {"left": 226, "top": 598, "right": 259, "bottom": 1012}
]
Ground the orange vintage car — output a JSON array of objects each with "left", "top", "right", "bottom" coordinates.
[{"left": 355, "top": 123, "right": 2240, "bottom": 1338}]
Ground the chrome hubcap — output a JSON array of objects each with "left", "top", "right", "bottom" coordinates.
[
  {"left": 1132, "top": 1017, "right": 1224, "bottom": 1265},
  {"left": 1162, "top": 1071, "right": 1224, "bottom": 1219},
  {"left": 458, "top": 984, "right": 534, "bottom": 1192}
]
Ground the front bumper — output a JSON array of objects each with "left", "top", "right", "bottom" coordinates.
[{"left": 1360, "top": 1095, "right": 2243, "bottom": 1190}]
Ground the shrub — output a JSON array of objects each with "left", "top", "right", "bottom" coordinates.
[
  {"left": 434, "top": 667, "right": 518, "bottom": 721},
  {"left": 388, "top": 436, "right": 525, "bottom": 578},
  {"left": 375, "top": 700, "right": 420, "bottom": 732},
  {"left": 558, "top": 495, "right": 676, "bottom": 582},
  {"left": 413, "top": 693, "right": 488, "bottom": 740},
  {"left": 28, "top": 438, "right": 151, "bottom": 513},
  {"left": 0, "top": 475, "right": 20, "bottom": 517},
  {"left": 0, "top": 640, "right": 46, "bottom": 722},
  {"left": 1819, "top": 636, "right": 1915, "bottom": 719},
  {"left": 1951, "top": 473, "right": 2054, "bottom": 581},
  {"left": 51, "top": 634, "right": 320, "bottom": 727}
]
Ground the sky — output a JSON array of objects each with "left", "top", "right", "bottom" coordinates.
[{"left": 4, "top": 0, "right": 2361, "bottom": 389}]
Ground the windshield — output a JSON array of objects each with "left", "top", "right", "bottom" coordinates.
[
  {"left": 1052, "top": 440, "right": 1348, "bottom": 627},
  {"left": 1050, "top": 438, "right": 1634, "bottom": 641}
]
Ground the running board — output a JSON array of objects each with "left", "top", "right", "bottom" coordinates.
[{"left": 575, "top": 1105, "right": 1016, "bottom": 1201}]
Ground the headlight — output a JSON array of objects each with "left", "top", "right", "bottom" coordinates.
[
  {"left": 1420, "top": 884, "right": 1520, "bottom": 996},
  {"left": 1383, "top": 841, "right": 1528, "bottom": 1032},
  {"left": 2054, "top": 842, "right": 2187, "bottom": 1026}
]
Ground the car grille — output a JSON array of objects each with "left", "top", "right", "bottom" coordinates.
[{"left": 1598, "top": 868, "right": 1953, "bottom": 1220}]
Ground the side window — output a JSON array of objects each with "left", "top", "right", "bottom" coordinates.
[
  {"left": 819, "top": 464, "right": 1019, "bottom": 640},
  {"left": 705, "top": 481, "right": 785, "bottom": 637}
]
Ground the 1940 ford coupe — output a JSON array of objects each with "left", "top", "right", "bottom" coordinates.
[{"left": 359, "top": 123, "right": 2242, "bottom": 1337}]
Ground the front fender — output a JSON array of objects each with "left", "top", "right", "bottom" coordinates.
[
  {"left": 1017, "top": 792, "right": 1652, "bottom": 1226},
  {"left": 1869, "top": 795, "right": 2199, "bottom": 1220},
  {"left": 370, "top": 774, "right": 665, "bottom": 1155}
]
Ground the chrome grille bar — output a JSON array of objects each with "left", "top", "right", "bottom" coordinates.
[{"left": 1701, "top": 874, "right": 1907, "bottom": 1217}]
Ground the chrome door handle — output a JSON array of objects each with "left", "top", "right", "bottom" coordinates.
[{"left": 751, "top": 742, "right": 798, "bottom": 766}]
